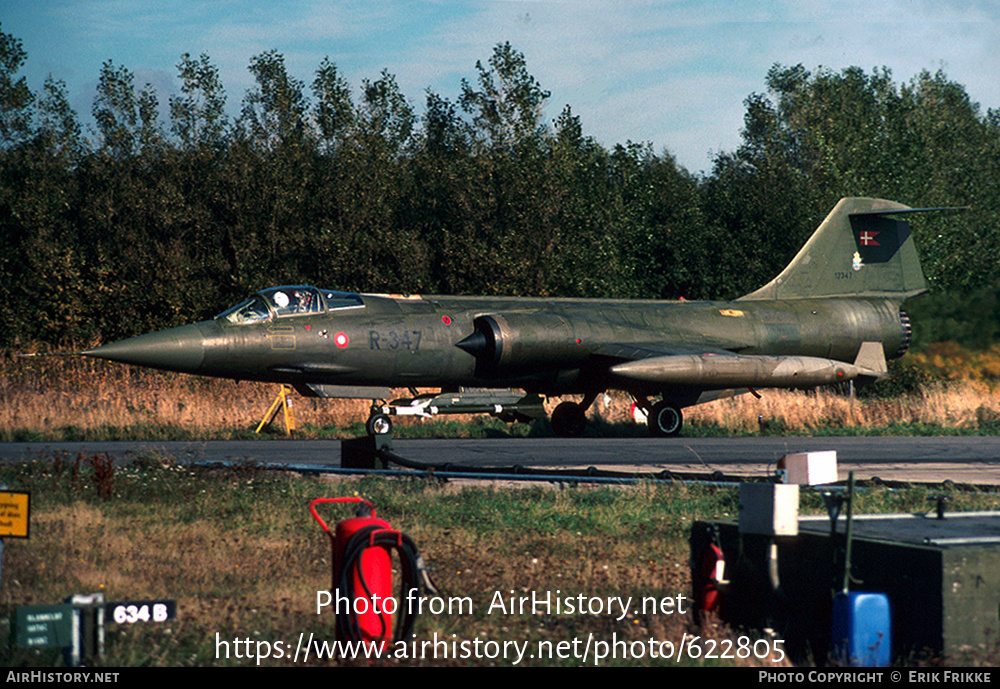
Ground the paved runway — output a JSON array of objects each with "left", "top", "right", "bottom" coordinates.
[{"left": 2, "top": 436, "right": 999, "bottom": 484}]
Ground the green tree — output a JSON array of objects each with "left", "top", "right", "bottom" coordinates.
[
  {"left": 313, "top": 69, "right": 426, "bottom": 292},
  {"left": 403, "top": 90, "right": 477, "bottom": 294},
  {"left": 35, "top": 77, "right": 84, "bottom": 161},
  {"left": 312, "top": 57, "right": 353, "bottom": 153},
  {"left": 356, "top": 69, "right": 414, "bottom": 154},
  {"left": 702, "top": 85, "right": 815, "bottom": 297},
  {"left": 897, "top": 71, "right": 1000, "bottom": 291},
  {"left": 460, "top": 42, "right": 550, "bottom": 150},
  {"left": 238, "top": 50, "right": 308, "bottom": 150},
  {"left": 0, "top": 24, "right": 33, "bottom": 148},
  {"left": 93, "top": 61, "right": 141, "bottom": 157},
  {"left": 170, "top": 53, "right": 227, "bottom": 150}
]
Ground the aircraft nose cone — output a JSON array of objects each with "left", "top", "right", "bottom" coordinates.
[{"left": 82, "top": 323, "right": 206, "bottom": 373}]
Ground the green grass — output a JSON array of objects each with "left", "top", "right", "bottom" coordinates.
[{"left": 2, "top": 454, "right": 1000, "bottom": 667}]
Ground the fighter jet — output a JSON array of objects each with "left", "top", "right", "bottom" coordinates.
[{"left": 80, "top": 197, "right": 933, "bottom": 437}]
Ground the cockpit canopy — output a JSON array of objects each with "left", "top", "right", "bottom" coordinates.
[{"left": 216, "top": 286, "right": 363, "bottom": 324}]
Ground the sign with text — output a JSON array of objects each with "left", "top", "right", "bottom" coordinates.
[
  {"left": 14, "top": 604, "right": 73, "bottom": 648},
  {"left": 0, "top": 491, "right": 29, "bottom": 538},
  {"left": 106, "top": 599, "right": 177, "bottom": 624}
]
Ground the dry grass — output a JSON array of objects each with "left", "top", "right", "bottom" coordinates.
[
  {"left": 909, "top": 342, "right": 1000, "bottom": 384},
  {"left": 5, "top": 462, "right": 996, "bottom": 667},
  {"left": 2, "top": 354, "right": 371, "bottom": 438},
  {"left": 4, "top": 352, "right": 1000, "bottom": 438},
  {"left": 1, "top": 463, "right": 787, "bottom": 667},
  {"left": 682, "top": 384, "right": 1000, "bottom": 433},
  {"left": 577, "top": 383, "right": 1000, "bottom": 433}
]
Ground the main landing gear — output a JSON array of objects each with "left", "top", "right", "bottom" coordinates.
[
  {"left": 647, "top": 400, "right": 683, "bottom": 437},
  {"left": 632, "top": 396, "right": 684, "bottom": 437},
  {"left": 549, "top": 393, "right": 684, "bottom": 438},
  {"left": 550, "top": 391, "right": 599, "bottom": 438},
  {"left": 550, "top": 401, "right": 587, "bottom": 438}
]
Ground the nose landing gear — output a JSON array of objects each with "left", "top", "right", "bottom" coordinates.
[{"left": 365, "top": 411, "right": 393, "bottom": 437}]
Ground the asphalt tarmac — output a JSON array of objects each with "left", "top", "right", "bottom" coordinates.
[{"left": 2, "top": 436, "right": 999, "bottom": 485}]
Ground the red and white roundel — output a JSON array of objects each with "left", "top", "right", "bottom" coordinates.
[{"left": 334, "top": 332, "right": 350, "bottom": 348}]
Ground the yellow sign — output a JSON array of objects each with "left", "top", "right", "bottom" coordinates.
[
  {"left": 0, "top": 491, "right": 30, "bottom": 538},
  {"left": 719, "top": 309, "right": 745, "bottom": 317}
]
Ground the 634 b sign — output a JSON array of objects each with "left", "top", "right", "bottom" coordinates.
[{"left": 106, "top": 600, "right": 176, "bottom": 624}]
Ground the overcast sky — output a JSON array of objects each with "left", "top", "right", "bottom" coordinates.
[{"left": 5, "top": 1, "right": 999, "bottom": 173}]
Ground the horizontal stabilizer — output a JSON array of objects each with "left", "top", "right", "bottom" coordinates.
[{"left": 850, "top": 205, "right": 969, "bottom": 216}]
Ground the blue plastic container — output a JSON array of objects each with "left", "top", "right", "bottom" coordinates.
[{"left": 830, "top": 591, "right": 892, "bottom": 667}]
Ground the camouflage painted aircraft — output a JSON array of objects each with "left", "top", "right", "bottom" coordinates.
[{"left": 80, "top": 197, "right": 933, "bottom": 437}]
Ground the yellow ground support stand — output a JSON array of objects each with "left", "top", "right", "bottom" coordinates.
[{"left": 255, "top": 384, "right": 297, "bottom": 435}]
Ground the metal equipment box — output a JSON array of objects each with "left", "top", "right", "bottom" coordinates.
[{"left": 691, "top": 511, "right": 1000, "bottom": 664}]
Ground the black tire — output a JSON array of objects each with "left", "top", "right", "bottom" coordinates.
[
  {"left": 551, "top": 401, "right": 587, "bottom": 438},
  {"left": 648, "top": 401, "right": 682, "bottom": 437},
  {"left": 365, "top": 413, "right": 393, "bottom": 437}
]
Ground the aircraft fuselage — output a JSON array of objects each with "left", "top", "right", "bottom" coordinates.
[
  {"left": 79, "top": 198, "right": 935, "bottom": 437},
  {"left": 97, "top": 292, "right": 906, "bottom": 397}
]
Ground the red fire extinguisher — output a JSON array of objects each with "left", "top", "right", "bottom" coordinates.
[
  {"left": 696, "top": 542, "right": 726, "bottom": 614},
  {"left": 309, "top": 497, "right": 420, "bottom": 648},
  {"left": 693, "top": 523, "right": 728, "bottom": 617}
]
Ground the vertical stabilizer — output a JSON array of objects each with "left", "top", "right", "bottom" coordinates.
[{"left": 739, "top": 197, "right": 928, "bottom": 301}]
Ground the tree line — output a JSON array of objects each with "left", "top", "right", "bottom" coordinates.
[{"left": 2, "top": 25, "right": 998, "bottom": 349}]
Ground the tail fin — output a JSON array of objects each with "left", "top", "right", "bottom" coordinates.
[{"left": 739, "top": 197, "right": 928, "bottom": 301}]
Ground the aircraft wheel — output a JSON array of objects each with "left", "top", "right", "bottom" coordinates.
[
  {"left": 551, "top": 401, "right": 587, "bottom": 438},
  {"left": 365, "top": 413, "right": 393, "bottom": 437},
  {"left": 648, "top": 402, "right": 683, "bottom": 437}
]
